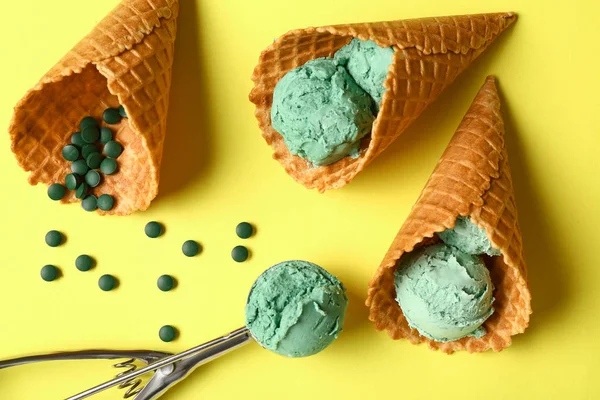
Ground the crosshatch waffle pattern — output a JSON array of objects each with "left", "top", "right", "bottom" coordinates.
[
  {"left": 366, "top": 77, "right": 532, "bottom": 353},
  {"left": 249, "top": 13, "right": 516, "bottom": 192},
  {"left": 8, "top": 0, "right": 179, "bottom": 215}
]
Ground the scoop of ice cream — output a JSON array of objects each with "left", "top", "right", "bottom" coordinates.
[
  {"left": 334, "top": 39, "right": 394, "bottom": 110},
  {"left": 438, "top": 216, "right": 501, "bottom": 256},
  {"left": 245, "top": 260, "right": 348, "bottom": 357},
  {"left": 394, "top": 243, "right": 494, "bottom": 342},
  {"left": 271, "top": 58, "right": 375, "bottom": 166}
]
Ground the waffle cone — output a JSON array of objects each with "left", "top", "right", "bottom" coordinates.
[
  {"left": 8, "top": 0, "right": 179, "bottom": 215},
  {"left": 366, "top": 76, "right": 532, "bottom": 353},
  {"left": 249, "top": 13, "right": 516, "bottom": 192}
]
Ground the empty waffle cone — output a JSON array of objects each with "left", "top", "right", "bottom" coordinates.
[
  {"left": 366, "top": 76, "right": 532, "bottom": 353},
  {"left": 249, "top": 13, "right": 516, "bottom": 192},
  {"left": 8, "top": 0, "right": 179, "bottom": 215}
]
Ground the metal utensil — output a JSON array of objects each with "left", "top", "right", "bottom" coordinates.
[{"left": 0, "top": 327, "right": 253, "bottom": 399}]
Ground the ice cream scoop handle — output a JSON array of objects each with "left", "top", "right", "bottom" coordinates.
[{"left": 0, "top": 350, "right": 171, "bottom": 369}]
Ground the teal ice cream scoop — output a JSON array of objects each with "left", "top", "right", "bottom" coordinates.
[
  {"left": 334, "top": 39, "right": 394, "bottom": 110},
  {"left": 439, "top": 216, "right": 501, "bottom": 256},
  {"left": 394, "top": 243, "right": 494, "bottom": 342},
  {"left": 245, "top": 260, "right": 348, "bottom": 357},
  {"left": 271, "top": 58, "right": 375, "bottom": 166}
]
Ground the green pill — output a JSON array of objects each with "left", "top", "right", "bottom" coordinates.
[
  {"left": 97, "top": 194, "right": 114, "bottom": 211},
  {"left": 182, "top": 240, "right": 200, "bottom": 257},
  {"left": 41, "top": 265, "right": 59, "bottom": 282},
  {"left": 100, "top": 158, "right": 118, "bottom": 175},
  {"left": 65, "top": 173, "right": 82, "bottom": 190},
  {"left": 103, "top": 108, "right": 122, "bottom": 124},
  {"left": 98, "top": 274, "right": 117, "bottom": 291},
  {"left": 235, "top": 222, "right": 253, "bottom": 239},
  {"left": 145, "top": 221, "right": 163, "bottom": 238},
  {"left": 75, "top": 254, "right": 94, "bottom": 271},
  {"left": 85, "top": 170, "right": 101, "bottom": 187},
  {"left": 75, "top": 182, "right": 89, "bottom": 199},
  {"left": 71, "top": 159, "right": 89, "bottom": 176},
  {"left": 45, "top": 230, "right": 63, "bottom": 247},
  {"left": 157, "top": 275, "right": 175, "bottom": 292},
  {"left": 47, "top": 183, "right": 66, "bottom": 201},
  {"left": 81, "top": 195, "right": 98, "bottom": 212},
  {"left": 82, "top": 126, "right": 100, "bottom": 143},
  {"left": 86, "top": 152, "right": 104, "bottom": 169},
  {"left": 159, "top": 325, "right": 177, "bottom": 342},
  {"left": 104, "top": 141, "right": 123, "bottom": 158},
  {"left": 79, "top": 116, "right": 98, "bottom": 131},
  {"left": 62, "top": 144, "right": 80, "bottom": 161},
  {"left": 231, "top": 245, "right": 249, "bottom": 263},
  {"left": 118, "top": 105, "right": 127, "bottom": 118},
  {"left": 82, "top": 143, "right": 99, "bottom": 159},
  {"left": 71, "top": 132, "right": 85, "bottom": 147},
  {"left": 99, "top": 127, "right": 113, "bottom": 144}
]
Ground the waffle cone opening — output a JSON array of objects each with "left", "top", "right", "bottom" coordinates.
[
  {"left": 250, "top": 13, "right": 516, "bottom": 192},
  {"left": 8, "top": 0, "right": 179, "bottom": 215}
]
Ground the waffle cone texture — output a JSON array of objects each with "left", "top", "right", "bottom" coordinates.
[
  {"left": 249, "top": 13, "right": 516, "bottom": 192},
  {"left": 366, "top": 76, "right": 532, "bottom": 353},
  {"left": 8, "top": 0, "right": 179, "bottom": 215}
]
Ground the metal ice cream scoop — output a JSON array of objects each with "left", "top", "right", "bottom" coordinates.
[
  {"left": 0, "top": 328, "right": 252, "bottom": 400},
  {"left": 0, "top": 260, "right": 347, "bottom": 399}
]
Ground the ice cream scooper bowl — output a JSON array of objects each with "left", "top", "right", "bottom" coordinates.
[{"left": 0, "top": 260, "right": 348, "bottom": 400}]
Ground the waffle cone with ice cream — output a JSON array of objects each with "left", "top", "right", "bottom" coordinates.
[
  {"left": 8, "top": 0, "right": 179, "bottom": 215},
  {"left": 366, "top": 76, "right": 531, "bottom": 353},
  {"left": 249, "top": 13, "right": 516, "bottom": 192}
]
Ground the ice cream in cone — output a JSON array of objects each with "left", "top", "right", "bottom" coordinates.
[
  {"left": 8, "top": 0, "right": 179, "bottom": 215},
  {"left": 249, "top": 13, "right": 516, "bottom": 192},
  {"left": 366, "top": 76, "right": 532, "bottom": 353}
]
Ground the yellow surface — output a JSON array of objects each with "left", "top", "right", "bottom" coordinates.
[{"left": 0, "top": 0, "right": 598, "bottom": 398}]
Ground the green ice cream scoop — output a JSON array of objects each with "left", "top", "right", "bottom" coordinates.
[
  {"left": 245, "top": 260, "right": 348, "bottom": 357},
  {"left": 394, "top": 243, "right": 494, "bottom": 342},
  {"left": 334, "top": 39, "right": 394, "bottom": 110},
  {"left": 438, "top": 216, "right": 501, "bottom": 256},
  {"left": 271, "top": 58, "right": 375, "bottom": 166}
]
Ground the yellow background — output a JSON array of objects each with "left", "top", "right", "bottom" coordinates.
[{"left": 0, "top": 0, "right": 598, "bottom": 398}]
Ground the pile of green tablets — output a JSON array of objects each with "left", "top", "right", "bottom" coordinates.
[{"left": 47, "top": 107, "right": 127, "bottom": 212}]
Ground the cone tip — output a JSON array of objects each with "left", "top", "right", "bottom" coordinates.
[
  {"left": 504, "top": 12, "right": 518, "bottom": 25},
  {"left": 475, "top": 77, "right": 500, "bottom": 105}
]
